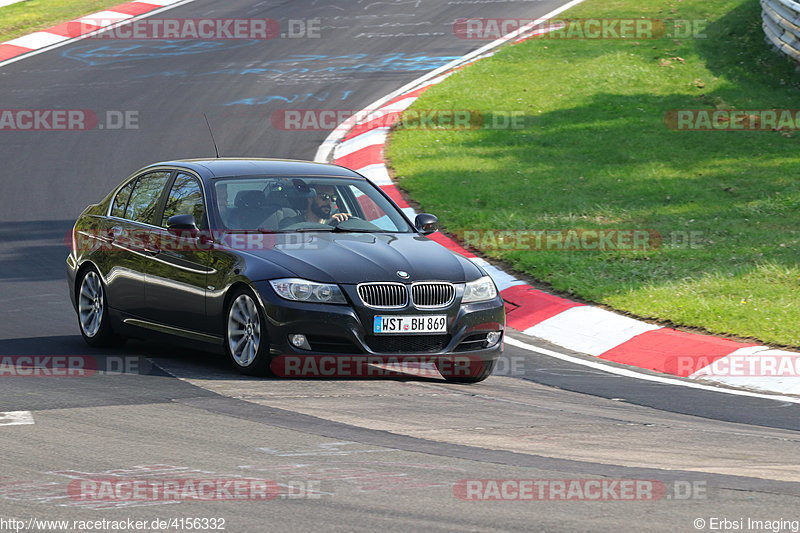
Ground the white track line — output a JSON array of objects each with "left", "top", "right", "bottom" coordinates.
[
  {"left": 0, "top": 411, "right": 35, "bottom": 426},
  {"left": 506, "top": 336, "right": 800, "bottom": 404}
]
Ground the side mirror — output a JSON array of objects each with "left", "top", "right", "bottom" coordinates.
[
  {"left": 414, "top": 213, "right": 439, "bottom": 235},
  {"left": 167, "top": 214, "right": 198, "bottom": 238}
]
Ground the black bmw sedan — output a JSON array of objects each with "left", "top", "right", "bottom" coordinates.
[{"left": 67, "top": 159, "right": 505, "bottom": 382}]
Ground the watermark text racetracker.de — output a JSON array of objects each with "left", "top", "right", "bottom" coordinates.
[
  {"left": 0, "top": 110, "right": 138, "bottom": 131},
  {"left": 269, "top": 354, "right": 564, "bottom": 379},
  {"left": 69, "top": 18, "right": 321, "bottom": 40},
  {"left": 455, "top": 229, "right": 705, "bottom": 252},
  {"left": 666, "top": 109, "right": 800, "bottom": 131},
  {"left": 271, "top": 109, "right": 527, "bottom": 131},
  {"left": 271, "top": 354, "right": 502, "bottom": 379},
  {"left": 668, "top": 353, "right": 800, "bottom": 377},
  {"left": 0, "top": 355, "right": 155, "bottom": 377},
  {"left": 67, "top": 478, "right": 324, "bottom": 501},
  {"left": 453, "top": 479, "right": 707, "bottom": 501},
  {"left": 453, "top": 18, "right": 708, "bottom": 40},
  {"left": 69, "top": 228, "right": 333, "bottom": 253}
]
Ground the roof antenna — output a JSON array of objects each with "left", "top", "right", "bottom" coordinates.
[{"left": 204, "top": 113, "right": 221, "bottom": 158}]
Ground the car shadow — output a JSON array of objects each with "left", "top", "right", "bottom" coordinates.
[
  {"left": 148, "top": 341, "right": 449, "bottom": 383},
  {"left": 0, "top": 334, "right": 446, "bottom": 383}
]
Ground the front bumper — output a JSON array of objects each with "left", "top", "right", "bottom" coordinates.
[
  {"left": 252, "top": 280, "right": 505, "bottom": 362},
  {"left": 66, "top": 253, "right": 79, "bottom": 312}
]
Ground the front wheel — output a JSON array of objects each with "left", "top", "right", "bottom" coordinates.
[
  {"left": 435, "top": 358, "right": 496, "bottom": 384},
  {"left": 224, "top": 288, "right": 273, "bottom": 376},
  {"left": 77, "top": 268, "right": 125, "bottom": 347}
]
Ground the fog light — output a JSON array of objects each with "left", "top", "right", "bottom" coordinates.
[
  {"left": 486, "top": 331, "right": 502, "bottom": 347},
  {"left": 290, "top": 334, "right": 311, "bottom": 350}
]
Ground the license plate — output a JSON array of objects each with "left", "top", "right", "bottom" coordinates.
[{"left": 373, "top": 315, "right": 447, "bottom": 335}]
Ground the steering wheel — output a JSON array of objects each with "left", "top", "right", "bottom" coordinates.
[{"left": 329, "top": 215, "right": 362, "bottom": 226}]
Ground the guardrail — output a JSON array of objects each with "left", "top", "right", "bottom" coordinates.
[{"left": 762, "top": 0, "right": 800, "bottom": 63}]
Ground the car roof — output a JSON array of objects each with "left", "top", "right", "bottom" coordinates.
[{"left": 144, "top": 158, "right": 363, "bottom": 180}]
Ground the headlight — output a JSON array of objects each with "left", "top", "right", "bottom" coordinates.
[
  {"left": 462, "top": 276, "right": 498, "bottom": 303},
  {"left": 269, "top": 278, "right": 347, "bottom": 304}
]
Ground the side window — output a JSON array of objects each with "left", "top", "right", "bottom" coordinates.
[
  {"left": 161, "top": 174, "right": 206, "bottom": 228},
  {"left": 126, "top": 171, "right": 171, "bottom": 224},
  {"left": 352, "top": 188, "right": 382, "bottom": 221},
  {"left": 110, "top": 179, "right": 136, "bottom": 218}
]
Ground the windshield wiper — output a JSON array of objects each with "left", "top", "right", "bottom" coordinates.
[
  {"left": 291, "top": 227, "right": 380, "bottom": 233},
  {"left": 291, "top": 227, "right": 335, "bottom": 232},
  {"left": 330, "top": 227, "right": 381, "bottom": 233}
]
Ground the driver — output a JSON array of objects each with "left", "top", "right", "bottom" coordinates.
[{"left": 282, "top": 185, "right": 351, "bottom": 226}]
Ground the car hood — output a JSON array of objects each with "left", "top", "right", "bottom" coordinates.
[{"left": 242, "top": 232, "right": 484, "bottom": 284}]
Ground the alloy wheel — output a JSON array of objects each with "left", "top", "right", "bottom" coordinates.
[
  {"left": 227, "top": 294, "right": 262, "bottom": 367},
  {"left": 78, "top": 271, "right": 104, "bottom": 338}
]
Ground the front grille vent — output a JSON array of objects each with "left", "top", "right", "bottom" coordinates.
[
  {"left": 454, "top": 333, "right": 488, "bottom": 352},
  {"left": 357, "top": 283, "right": 408, "bottom": 308},
  {"left": 411, "top": 283, "right": 455, "bottom": 308},
  {"left": 357, "top": 282, "right": 456, "bottom": 309}
]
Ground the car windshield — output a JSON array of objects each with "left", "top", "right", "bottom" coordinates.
[{"left": 212, "top": 176, "right": 414, "bottom": 233}]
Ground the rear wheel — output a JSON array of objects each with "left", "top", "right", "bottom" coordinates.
[
  {"left": 435, "top": 358, "right": 496, "bottom": 384},
  {"left": 77, "top": 268, "right": 125, "bottom": 347},
  {"left": 225, "top": 288, "right": 273, "bottom": 376}
]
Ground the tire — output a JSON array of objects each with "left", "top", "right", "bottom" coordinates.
[
  {"left": 435, "top": 358, "right": 496, "bottom": 384},
  {"left": 224, "top": 287, "right": 273, "bottom": 376},
  {"left": 77, "top": 267, "right": 125, "bottom": 347}
]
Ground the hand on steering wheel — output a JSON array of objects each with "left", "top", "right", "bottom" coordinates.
[{"left": 328, "top": 213, "right": 352, "bottom": 225}]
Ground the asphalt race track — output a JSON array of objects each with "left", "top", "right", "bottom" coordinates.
[{"left": 1, "top": 1, "right": 799, "bottom": 531}]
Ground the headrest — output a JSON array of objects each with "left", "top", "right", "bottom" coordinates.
[{"left": 234, "top": 190, "right": 267, "bottom": 208}]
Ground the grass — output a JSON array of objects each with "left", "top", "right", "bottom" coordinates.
[
  {"left": 387, "top": 0, "right": 800, "bottom": 346},
  {"left": 0, "top": 0, "right": 125, "bottom": 43}
]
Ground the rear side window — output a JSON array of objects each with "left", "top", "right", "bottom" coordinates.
[
  {"left": 125, "top": 171, "right": 171, "bottom": 224},
  {"left": 161, "top": 173, "right": 206, "bottom": 228},
  {"left": 110, "top": 179, "right": 135, "bottom": 218}
]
